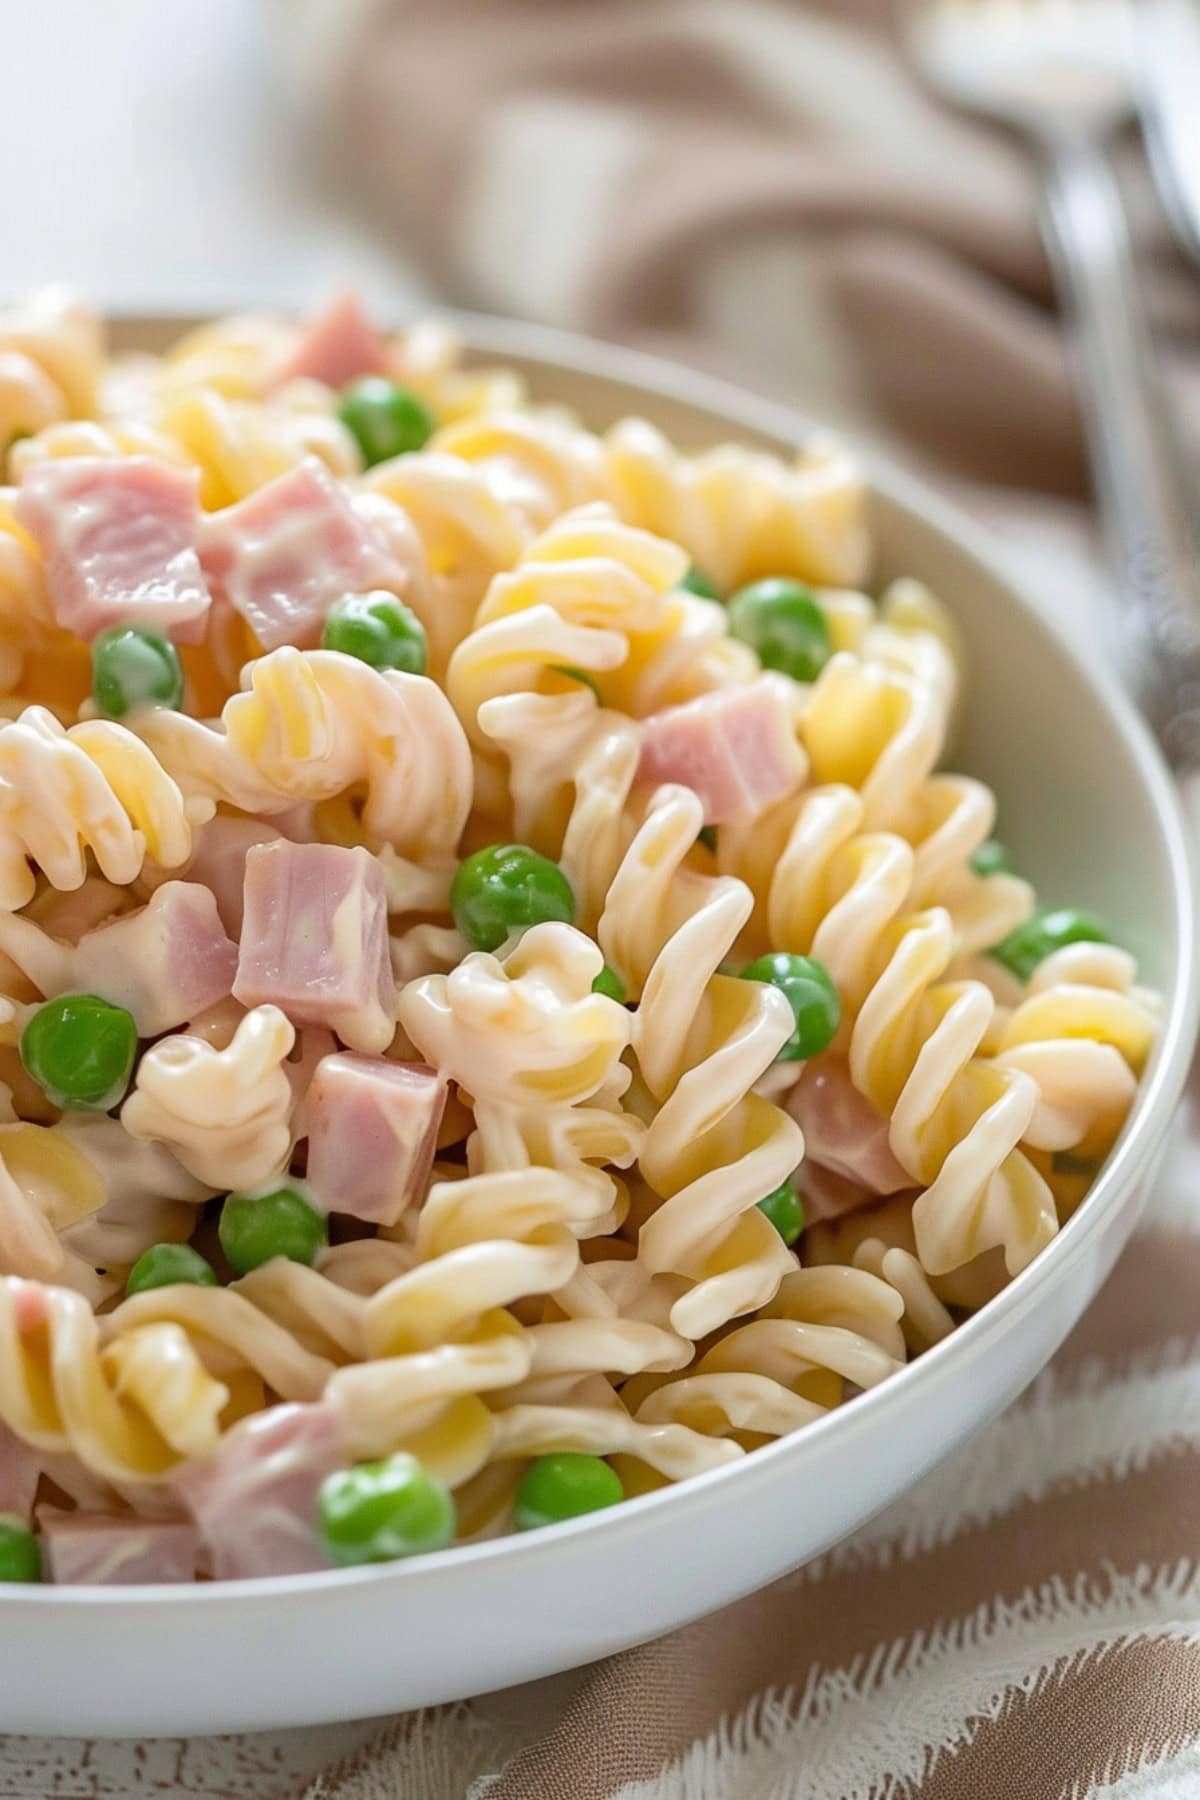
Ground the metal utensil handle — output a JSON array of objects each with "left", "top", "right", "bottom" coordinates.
[{"left": 1043, "top": 136, "right": 1200, "bottom": 766}]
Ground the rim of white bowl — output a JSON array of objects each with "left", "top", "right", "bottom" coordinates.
[{"left": 9, "top": 312, "right": 1198, "bottom": 1606}]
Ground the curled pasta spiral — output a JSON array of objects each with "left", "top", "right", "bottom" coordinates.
[
  {"left": 795, "top": 649, "right": 1032, "bottom": 954},
  {"left": 392, "top": 318, "right": 527, "bottom": 425},
  {"left": 593, "top": 786, "right": 805, "bottom": 1339},
  {"left": 818, "top": 577, "right": 959, "bottom": 703},
  {"left": 0, "top": 494, "right": 95, "bottom": 714},
  {"left": 153, "top": 385, "right": 361, "bottom": 510},
  {"left": 132, "top": 648, "right": 473, "bottom": 866},
  {"left": 398, "top": 921, "right": 633, "bottom": 1110},
  {"left": 300, "top": 924, "right": 666, "bottom": 1487},
  {"left": 802, "top": 651, "right": 946, "bottom": 832},
  {"left": 469, "top": 1097, "right": 694, "bottom": 1397},
  {"left": 0, "top": 1277, "right": 228, "bottom": 1483},
  {"left": 155, "top": 311, "right": 296, "bottom": 400},
  {"left": 360, "top": 452, "right": 529, "bottom": 676},
  {"left": 432, "top": 411, "right": 612, "bottom": 530},
  {"left": 437, "top": 411, "right": 872, "bottom": 593},
  {"left": 104, "top": 1280, "right": 337, "bottom": 1407},
  {"left": 604, "top": 418, "right": 871, "bottom": 592},
  {"left": 9, "top": 417, "right": 192, "bottom": 484},
  {"left": 0, "top": 1124, "right": 110, "bottom": 1301},
  {"left": 0, "top": 289, "right": 103, "bottom": 453},
  {"left": 849, "top": 907, "right": 1056, "bottom": 1278},
  {"left": 806, "top": 1192, "right": 1007, "bottom": 1353},
  {"left": 451, "top": 504, "right": 752, "bottom": 829},
  {"left": 464, "top": 504, "right": 752, "bottom": 723},
  {"left": 121, "top": 1005, "right": 297, "bottom": 1192},
  {"left": 0, "top": 706, "right": 197, "bottom": 909},
  {"left": 990, "top": 943, "right": 1157, "bottom": 1177},
  {"left": 626, "top": 1265, "right": 906, "bottom": 1448}
]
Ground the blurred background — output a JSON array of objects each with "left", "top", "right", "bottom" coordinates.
[{"left": 5, "top": 0, "right": 1196, "bottom": 623}]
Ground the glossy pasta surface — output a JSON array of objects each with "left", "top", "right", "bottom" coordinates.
[{"left": 0, "top": 289, "right": 1158, "bottom": 1585}]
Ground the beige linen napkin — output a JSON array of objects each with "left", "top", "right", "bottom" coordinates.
[{"left": 279, "top": 0, "right": 1200, "bottom": 497}]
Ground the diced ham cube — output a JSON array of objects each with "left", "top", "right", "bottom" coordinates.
[
  {"left": 70, "top": 882, "right": 238, "bottom": 1035},
  {"left": 185, "top": 815, "right": 283, "bottom": 936},
  {"left": 15, "top": 456, "right": 211, "bottom": 643},
  {"left": 233, "top": 840, "right": 395, "bottom": 1053},
  {"left": 0, "top": 1421, "right": 39, "bottom": 1522},
  {"left": 171, "top": 1403, "right": 344, "bottom": 1580},
  {"left": 39, "top": 1510, "right": 197, "bottom": 1585},
  {"left": 269, "top": 291, "right": 389, "bottom": 391},
  {"left": 637, "top": 678, "right": 805, "bottom": 824},
  {"left": 198, "top": 458, "right": 404, "bottom": 650},
  {"left": 306, "top": 1055, "right": 448, "bottom": 1226},
  {"left": 787, "top": 1060, "right": 909, "bottom": 1223}
]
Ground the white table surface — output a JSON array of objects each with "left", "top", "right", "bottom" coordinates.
[{"left": 1, "top": 0, "right": 426, "bottom": 320}]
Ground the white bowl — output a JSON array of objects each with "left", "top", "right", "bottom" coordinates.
[{"left": 3, "top": 319, "right": 1196, "bottom": 1738}]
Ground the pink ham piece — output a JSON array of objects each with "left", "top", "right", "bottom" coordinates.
[
  {"left": 39, "top": 1511, "right": 197, "bottom": 1585},
  {"left": 69, "top": 883, "right": 238, "bottom": 1036},
  {"left": 233, "top": 840, "right": 395, "bottom": 1053},
  {"left": 637, "top": 678, "right": 805, "bottom": 824},
  {"left": 15, "top": 456, "right": 211, "bottom": 643},
  {"left": 268, "top": 291, "right": 389, "bottom": 391},
  {"left": 184, "top": 815, "right": 283, "bottom": 936},
  {"left": 171, "top": 1402, "right": 344, "bottom": 1580},
  {"left": 0, "top": 1421, "right": 39, "bottom": 1522},
  {"left": 198, "top": 458, "right": 405, "bottom": 650},
  {"left": 787, "top": 1060, "right": 909, "bottom": 1224},
  {"left": 306, "top": 1055, "right": 448, "bottom": 1226}
]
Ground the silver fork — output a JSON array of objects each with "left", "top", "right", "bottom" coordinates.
[{"left": 907, "top": 0, "right": 1200, "bottom": 767}]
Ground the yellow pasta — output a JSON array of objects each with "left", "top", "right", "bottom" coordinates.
[{"left": 0, "top": 291, "right": 1156, "bottom": 1581}]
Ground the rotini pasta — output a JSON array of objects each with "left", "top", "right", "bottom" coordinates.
[{"left": 0, "top": 291, "right": 1156, "bottom": 1584}]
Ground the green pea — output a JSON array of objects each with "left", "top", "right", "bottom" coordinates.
[
  {"left": 970, "top": 839, "right": 1014, "bottom": 878},
  {"left": 757, "top": 1177, "right": 805, "bottom": 1247},
  {"left": 322, "top": 591, "right": 427, "bottom": 675},
  {"left": 726, "top": 578, "right": 833, "bottom": 683},
  {"left": 319, "top": 1453, "right": 456, "bottom": 1566},
  {"left": 0, "top": 1516, "right": 40, "bottom": 1583},
  {"left": 696, "top": 825, "right": 718, "bottom": 854},
  {"left": 740, "top": 953, "right": 840, "bottom": 1062},
  {"left": 591, "top": 964, "right": 626, "bottom": 1002},
  {"left": 990, "top": 907, "right": 1110, "bottom": 983},
  {"left": 20, "top": 993, "right": 137, "bottom": 1112},
  {"left": 451, "top": 844, "right": 576, "bottom": 953},
  {"left": 126, "top": 1243, "right": 218, "bottom": 1298},
  {"left": 514, "top": 1453, "right": 624, "bottom": 1531},
  {"left": 680, "top": 566, "right": 721, "bottom": 601},
  {"left": 92, "top": 626, "right": 183, "bottom": 718},
  {"left": 219, "top": 1185, "right": 327, "bottom": 1277},
  {"left": 551, "top": 665, "right": 601, "bottom": 700},
  {"left": 337, "top": 377, "right": 434, "bottom": 465}
]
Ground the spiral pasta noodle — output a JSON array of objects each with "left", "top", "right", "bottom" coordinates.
[
  {"left": 604, "top": 418, "right": 871, "bottom": 593},
  {"left": 0, "top": 291, "right": 1157, "bottom": 1580},
  {"left": 0, "top": 289, "right": 103, "bottom": 460},
  {"left": 453, "top": 503, "right": 754, "bottom": 830},
  {"left": 360, "top": 452, "right": 529, "bottom": 677},
  {"left": 0, "top": 1277, "right": 228, "bottom": 1482},
  {"left": 600, "top": 788, "right": 805, "bottom": 1339},
  {"left": 0, "top": 706, "right": 197, "bottom": 909},
  {"left": 133, "top": 647, "right": 472, "bottom": 867},
  {"left": 625, "top": 1265, "right": 906, "bottom": 1452},
  {"left": 121, "top": 1005, "right": 297, "bottom": 1192}
]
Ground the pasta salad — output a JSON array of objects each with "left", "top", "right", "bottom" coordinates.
[{"left": 0, "top": 289, "right": 1157, "bottom": 1584}]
